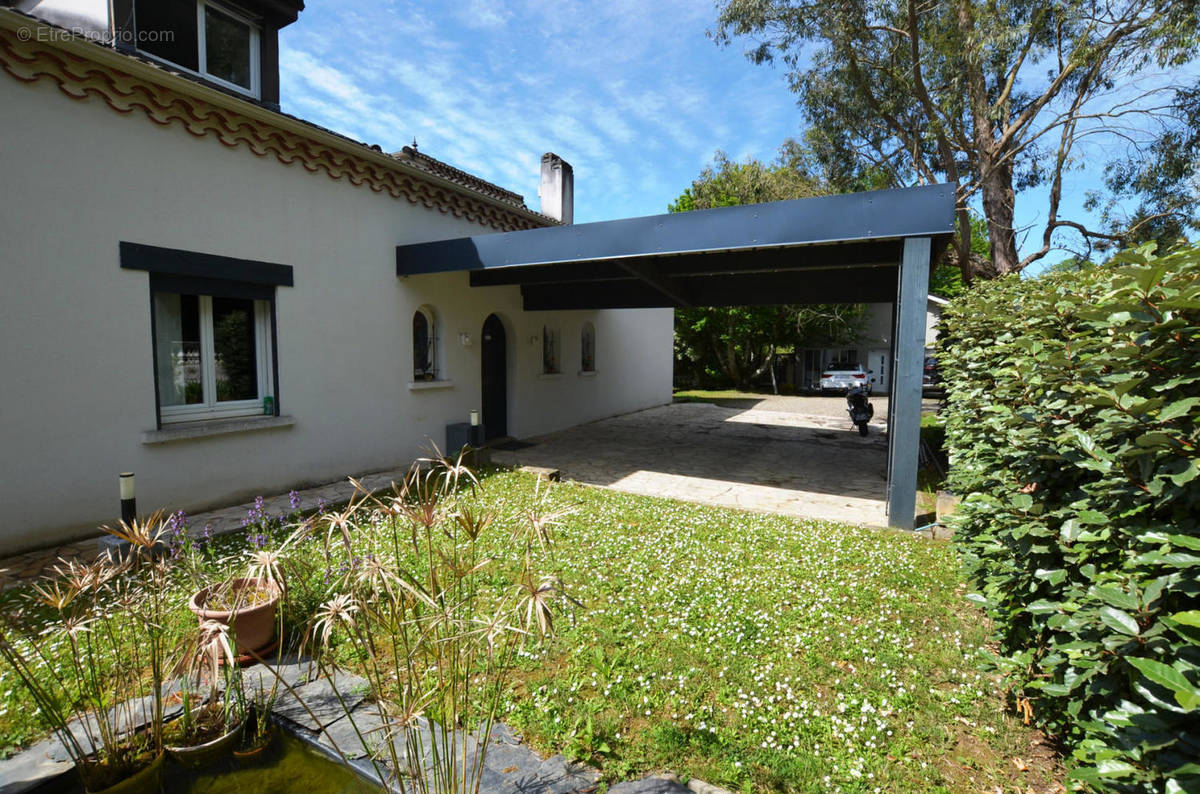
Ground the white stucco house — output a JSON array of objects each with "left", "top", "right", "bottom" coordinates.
[
  {"left": 788, "top": 295, "right": 946, "bottom": 393},
  {"left": 0, "top": 1, "right": 673, "bottom": 554}
]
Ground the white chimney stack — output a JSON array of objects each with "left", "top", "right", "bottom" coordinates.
[{"left": 538, "top": 153, "right": 574, "bottom": 224}]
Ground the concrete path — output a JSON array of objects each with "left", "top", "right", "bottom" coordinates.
[
  {"left": 0, "top": 466, "right": 415, "bottom": 590},
  {"left": 492, "top": 398, "right": 891, "bottom": 527}
]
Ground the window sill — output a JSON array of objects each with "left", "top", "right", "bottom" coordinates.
[
  {"left": 578, "top": 370, "right": 598, "bottom": 377},
  {"left": 142, "top": 415, "right": 296, "bottom": 445},
  {"left": 408, "top": 380, "right": 455, "bottom": 391},
  {"left": 538, "top": 372, "right": 563, "bottom": 380}
]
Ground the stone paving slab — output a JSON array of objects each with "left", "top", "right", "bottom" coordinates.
[
  {"left": 273, "top": 670, "right": 368, "bottom": 731},
  {"left": 608, "top": 776, "right": 691, "bottom": 794},
  {"left": 318, "top": 707, "right": 390, "bottom": 760},
  {"left": 533, "top": 754, "right": 601, "bottom": 793},
  {"left": 0, "top": 737, "right": 73, "bottom": 794},
  {"left": 241, "top": 653, "right": 318, "bottom": 698},
  {"left": 46, "top": 684, "right": 185, "bottom": 763},
  {"left": 492, "top": 401, "right": 890, "bottom": 527}
]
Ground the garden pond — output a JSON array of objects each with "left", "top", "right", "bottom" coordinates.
[{"left": 30, "top": 732, "right": 377, "bottom": 794}]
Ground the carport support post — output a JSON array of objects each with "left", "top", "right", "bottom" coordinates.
[{"left": 887, "top": 236, "right": 931, "bottom": 530}]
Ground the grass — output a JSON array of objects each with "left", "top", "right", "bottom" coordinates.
[
  {"left": 673, "top": 388, "right": 781, "bottom": 405},
  {"left": 473, "top": 473, "right": 1059, "bottom": 792},
  {"left": 1, "top": 469, "right": 1060, "bottom": 791}
]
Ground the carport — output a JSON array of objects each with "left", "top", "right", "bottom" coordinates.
[{"left": 395, "top": 184, "right": 955, "bottom": 529}]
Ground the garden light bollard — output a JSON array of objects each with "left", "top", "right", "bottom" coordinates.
[{"left": 120, "top": 472, "right": 136, "bottom": 524}]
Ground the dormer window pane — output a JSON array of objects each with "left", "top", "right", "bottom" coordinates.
[
  {"left": 134, "top": 0, "right": 259, "bottom": 99},
  {"left": 204, "top": 5, "right": 253, "bottom": 90},
  {"left": 137, "top": 0, "right": 199, "bottom": 71}
]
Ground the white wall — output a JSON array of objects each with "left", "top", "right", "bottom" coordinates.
[
  {"left": 925, "top": 302, "right": 943, "bottom": 350},
  {"left": 0, "top": 73, "right": 672, "bottom": 554},
  {"left": 859, "top": 302, "right": 893, "bottom": 347}
]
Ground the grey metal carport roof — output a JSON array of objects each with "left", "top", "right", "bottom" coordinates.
[
  {"left": 395, "top": 183, "right": 956, "bottom": 531},
  {"left": 395, "top": 184, "right": 955, "bottom": 309}
]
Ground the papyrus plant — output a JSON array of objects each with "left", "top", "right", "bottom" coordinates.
[
  {"left": 280, "top": 453, "right": 572, "bottom": 793},
  {"left": 0, "top": 513, "right": 179, "bottom": 791},
  {"left": 166, "top": 618, "right": 244, "bottom": 747}
]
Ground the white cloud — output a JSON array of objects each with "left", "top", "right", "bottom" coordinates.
[
  {"left": 279, "top": 0, "right": 804, "bottom": 221},
  {"left": 456, "top": 0, "right": 511, "bottom": 30}
]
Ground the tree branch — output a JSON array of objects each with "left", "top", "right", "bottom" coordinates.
[{"left": 996, "top": 8, "right": 1157, "bottom": 153}]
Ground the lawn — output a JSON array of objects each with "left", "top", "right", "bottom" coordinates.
[
  {"left": 0, "top": 469, "right": 1060, "bottom": 791},
  {"left": 673, "top": 388, "right": 782, "bottom": 406},
  {"left": 480, "top": 472, "right": 1059, "bottom": 791}
]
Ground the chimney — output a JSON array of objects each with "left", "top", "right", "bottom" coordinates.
[{"left": 538, "top": 153, "right": 574, "bottom": 224}]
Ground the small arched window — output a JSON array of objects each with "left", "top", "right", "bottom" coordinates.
[
  {"left": 542, "top": 325, "right": 560, "bottom": 374},
  {"left": 580, "top": 322, "right": 596, "bottom": 372},
  {"left": 413, "top": 307, "right": 436, "bottom": 380}
]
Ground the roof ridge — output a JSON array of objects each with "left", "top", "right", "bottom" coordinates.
[{"left": 393, "top": 146, "right": 528, "bottom": 209}]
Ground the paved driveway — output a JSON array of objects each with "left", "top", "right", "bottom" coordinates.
[{"left": 491, "top": 396, "right": 891, "bottom": 527}]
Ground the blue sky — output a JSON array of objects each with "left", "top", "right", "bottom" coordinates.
[
  {"left": 277, "top": 0, "right": 1153, "bottom": 265},
  {"left": 278, "top": 0, "right": 809, "bottom": 222}
]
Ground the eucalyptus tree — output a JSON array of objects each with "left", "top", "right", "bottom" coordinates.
[{"left": 713, "top": 0, "right": 1199, "bottom": 278}]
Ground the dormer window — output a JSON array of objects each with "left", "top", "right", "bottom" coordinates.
[{"left": 136, "top": 0, "right": 260, "bottom": 98}]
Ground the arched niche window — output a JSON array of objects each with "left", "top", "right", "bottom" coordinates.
[
  {"left": 542, "top": 324, "right": 560, "bottom": 374},
  {"left": 413, "top": 307, "right": 437, "bottom": 380},
  {"left": 580, "top": 321, "right": 596, "bottom": 373}
]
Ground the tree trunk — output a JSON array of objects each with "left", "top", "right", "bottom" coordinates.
[
  {"left": 954, "top": 204, "right": 973, "bottom": 283},
  {"left": 723, "top": 338, "right": 743, "bottom": 389},
  {"left": 980, "top": 158, "right": 1019, "bottom": 275}
]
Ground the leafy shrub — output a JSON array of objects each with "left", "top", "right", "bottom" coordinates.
[{"left": 938, "top": 243, "right": 1199, "bottom": 791}]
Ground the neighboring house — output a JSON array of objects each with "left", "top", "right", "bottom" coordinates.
[
  {"left": 0, "top": 2, "right": 673, "bottom": 554},
  {"left": 789, "top": 296, "right": 947, "bottom": 393}
]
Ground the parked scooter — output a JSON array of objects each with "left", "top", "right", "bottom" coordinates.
[{"left": 846, "top": 385, "right": 874, "bottom": 437}]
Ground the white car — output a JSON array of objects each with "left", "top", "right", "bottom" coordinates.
[{"left": 819, "top": 362, "right": 871, "bottom": 394}]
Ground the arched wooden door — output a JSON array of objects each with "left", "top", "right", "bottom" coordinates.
[{"left": 480, "top": 314, "right": 507, "bottom": 440}]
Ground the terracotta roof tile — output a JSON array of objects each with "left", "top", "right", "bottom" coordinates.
[{"left": 392, "top": 146, "right": 528, "bottom": 210}]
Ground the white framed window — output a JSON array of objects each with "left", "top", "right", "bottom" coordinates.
[
  {"left": 542, "top": 325, "right": 561, "bottom": 374},
  {"left": 413, "top": 306, "right": 438, "bottom": 380},
  {"left": 153, "top": 292, "right": 274, "bottom": 423},
  {"left": 580, "top": 322, "right": 596, "bottom": 373},
  {"left": 135, "top": 0, "right": 261, "bottom": 98}
]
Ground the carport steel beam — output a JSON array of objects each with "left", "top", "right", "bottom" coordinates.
[
  {"left": 397, "top": 184, "right": 954, "bottom": 279},
  {"left": 888, "top": 237, "right": 933, "bottom": 530}
]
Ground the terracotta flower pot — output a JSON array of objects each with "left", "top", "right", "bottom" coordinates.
[
  {"left": 188, "top": 577, "right": 280, "bottom": 657},
  {"left": 233, "top": 727, "right": 273, "bottom": 761}
]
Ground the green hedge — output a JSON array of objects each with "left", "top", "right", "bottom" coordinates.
[{"left": 938, "top": 244, "right": 1200, "bottom": 791}]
